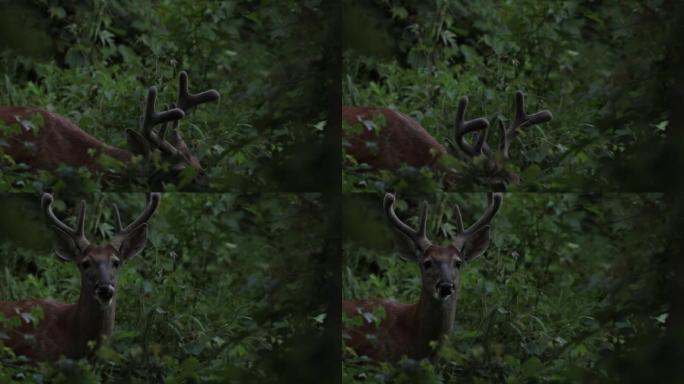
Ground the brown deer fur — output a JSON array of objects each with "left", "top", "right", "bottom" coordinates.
[
  {"left": 0, "top": 106, "right": 131, "bottom": 171},
  {"left": 0, "top": 249, "right": 117, "bottom": 361},
  {"left": 343, "top": 106, "right": 447, "bottom": 170},
  {"left": 343, "top": 288, "right": 457, "bottom": 361}
]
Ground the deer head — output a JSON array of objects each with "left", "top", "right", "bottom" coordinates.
[
  {"left": 126, "top": 71, "right": 220, "bottom": 187},
  {"left": 42, "top": 193, "right": 160, "bottom": 308},
  {"left": 447, "top": 91, "right": 552, "bottom": 190},
  {"left": 384, "top": 193, "right": 503, "bottom": 301}
]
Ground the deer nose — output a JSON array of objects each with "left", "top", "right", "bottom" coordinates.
[
  {"left": 96, "top": 284, "right": 115, "bottom": 301},
  {"left": 436, "top": 282, "right": 455, "bottom": 299}
]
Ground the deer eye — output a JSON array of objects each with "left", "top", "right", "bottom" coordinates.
[
  {"left": 453, "top": 258, "right": 463, "bottom": 269},
  {"left": 112, "top": 259, "right": 121, "bottom": 268},
  {"left": 422, "top": 259, "right": 433, "bottom": 269},
  {"left": 81, "top": 260, "right": 91, "bottom": 269}
]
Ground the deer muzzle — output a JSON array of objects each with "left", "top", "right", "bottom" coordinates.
[
  {"left": 435, "top": 281, "right": 455, "bottom": 300},
  {"left": 95, "top": 284, "right": 115, "bottom": 306}
]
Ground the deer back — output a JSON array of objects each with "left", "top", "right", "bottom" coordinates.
[
  {"left": 0, "top": 106, "right": 131, "bottom": 171},
  {"left": 343, "top": 106, "right": 447, "bottom": 170}
]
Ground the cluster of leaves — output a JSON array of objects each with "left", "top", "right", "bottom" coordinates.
[
  {"left": 342, "top": 193, "right": 673, "bottom": 382},
  {"left": 343, "top": 1, "right": 678, "bottom": 192},
  {"left": 0, "top": 193, "right": 336, "bottom": 383},
  {"left": 0, "top": 0, "right": 334, "bottom": 192}
]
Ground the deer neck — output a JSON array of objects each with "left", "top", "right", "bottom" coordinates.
[
  {"left": 72, "top": 288, "right": 116, "bottom": 356},
  {"left": 412, "top": 288, "right": 457, "bottom": 358}
]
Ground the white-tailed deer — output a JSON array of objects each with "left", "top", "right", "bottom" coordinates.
[
  {"left": 0, "top": 193, "right": 160, "bottom": 361},
  {"left": 343, "top": 91, "right": 552, "bottom": 189},
  {"left": 343, "top": 192, "right": 503, "bottom": 362},
  {"left": 0, "top": 71, "right": 219, "bottom": 187}
]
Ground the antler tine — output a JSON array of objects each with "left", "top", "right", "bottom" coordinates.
[
  {"left": 158, "top": 121, "right": 170, "bottom": 142},
  {"left": 473, "top": 122, "right": 489, "bottom": 155},
  {"left": 76, "top": 200, "right": 86, "bottom": 238},
  {"left": 112, "top": 204, "right": 123, "bottom": 231},
  {"left": 454, "top": 96, "right": 490, "bottom": 157},
  {"left": 418, "top": 201, "right": 429, "bottom": 238},
  {"left": 461, "top": 192, "right": 503, "bottom": 236},
  {"left": 42, "top": 194, "right": 90, "bottom": 250},
  {"left": 142, "top": 87, "right": 185, "bottom": 134},
  {"left": 120, "top": 193, "right": 161, "bottom": 234},
  {"left": 454, "top": 204, "right": 465, "bottom": 233},
  {"left": 384, "top": 194, "right": 432, "bottom": 252},
  {"left": 141, "top": 87, "right": 185, "bottom": 155},
  {"left": 111, "top": 193, "right": 161, "bottom": 248},
  {"left": 157, "top": 104, "right": 180, "bottom": 142},
  {"left": 177, "top": 71, "right": 220, "bottom": 112},
  {"left": 497, "top": 119, "right": 507, "bottom": 158},
  {"left": 500, "top": 91, "right": 553, "bottom": 159}
]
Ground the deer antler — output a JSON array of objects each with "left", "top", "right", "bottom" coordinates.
[
  {"left": 111, "top": 193, "right": 161, "bottom": 249},
  {"left": 42, "top": 194, "right": 90, "bottom": 251},
  {"left": 176, "top": 71, "right": 220, "bottom": 112},
  {"left": 454, "top": 96, "right": 490, "bottom": 158},
  {"left": 384, "top": 193, "right": 432, "bottom": 252},
  {"left": 498, "top": 91, "right": 552, "bottom": 160},
  {"left": 153, "top": 72, "right": 220, "bottom": 150},
  {"left": 453, "top": 192, "right": 503, "bottom": 246},
  {"left": 141, "top": 87, "right": 185, "bottom": 155}
]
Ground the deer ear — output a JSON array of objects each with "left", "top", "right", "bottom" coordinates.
[
  {"left": 393, "top": 230, "right": 420, "bottom": 262},
  {"left": 118, "top": 224, "right": 148, "bottom": 260},
  {"left": 126, "top": 129, "right": 149, "bottom": 156},
  {"left": 51, "top": 225, "right": 78, "bottom": 262},
  {"left": 461, "top": 225, "right": 491, "bottom": 261}
]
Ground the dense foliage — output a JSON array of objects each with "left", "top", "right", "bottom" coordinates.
[
  {"left": 0, "top": 193, "right": 336, "bottom": 383},
  {"left": 343, "top": 193, "right": 674, "bottom": 383},
  {"left": 343, "top": 1, "right": 682, "bottom": 192},
  {"left": 1, "top": 1, "right": 683, "bottom": 383},
  {"left": 0, "top": 0, "right": 336, "bottom": 192}
]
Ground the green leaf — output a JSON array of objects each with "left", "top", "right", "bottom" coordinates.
[
  {"left": 48, "top": 6, "right": 67, "bottom": 20},
  {"left": 521, "top": 164, "right": 542, "bottom": 181},
  {"left": 521, "top": 357, "right": 543, "bottom": 377},
  {"left": 391, "top": 7, "right": 408, "bottom": 20},
  {"left": 313, "top": 313, "right": 327, "bottom": 324}
]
